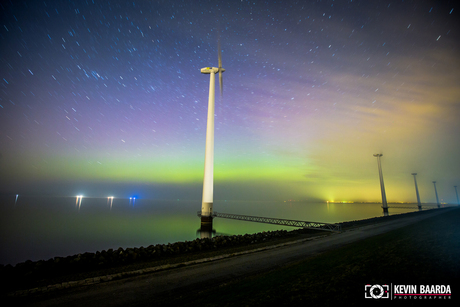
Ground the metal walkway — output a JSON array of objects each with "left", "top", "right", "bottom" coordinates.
[
  {"left": 387, "top": 204, "right": 450, "bottom": 209},
  {"left": 197, "top": 211, "right": 342, "bottom": 232}
]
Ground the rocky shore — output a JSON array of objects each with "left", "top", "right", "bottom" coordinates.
[{"left": 1, "top": 228, "right": 317, "bottom": 296}]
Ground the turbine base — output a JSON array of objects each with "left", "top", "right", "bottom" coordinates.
[
  {"left": 201, "top": 215, "right": 213, "bottom": 225},
  {"left": 382, "top": 206, "right": 389, "bottom": 215}
]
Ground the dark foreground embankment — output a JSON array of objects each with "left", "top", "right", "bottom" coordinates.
[
  {"left": 1, "top": 207, "right": 455, "bottom": 299},
  {"left": 1, "top": 228, "right": 324, "bottom": 295},
  {"left": 166, "top": 207, "right": 460, "bottom": 306}
]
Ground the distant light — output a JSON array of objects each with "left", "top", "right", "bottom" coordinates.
[
  {"left": 108, "top": 196, "right": 114, "bottom": 209},
  {"left": 76, "top": 195, "right": 83, "bottom": 208}
]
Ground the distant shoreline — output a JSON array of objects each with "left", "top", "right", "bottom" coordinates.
[{"left": 2, "top": 193, "right": 456, "bottom": 206}]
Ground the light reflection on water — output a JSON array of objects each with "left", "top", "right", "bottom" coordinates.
[{"left": 0, "top": 195, "right": 419, "bottom": 266}]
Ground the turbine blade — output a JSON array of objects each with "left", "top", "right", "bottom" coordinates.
[
  {"left": 219, "top": 71, "right": 223, "bottom": 96},
  {"left": 217, "top": 34, "right": 224, "bottom": 96},
  {"left": 218, "top": 39, "right": 222, "bottom": 69}
]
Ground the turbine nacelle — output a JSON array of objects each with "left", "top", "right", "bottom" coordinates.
[
  {"left": 202, "top": 42, "right": 225, "bottom": 96},
  {"left": 200, "top": 67, "right": 225, "bottom": 74}
]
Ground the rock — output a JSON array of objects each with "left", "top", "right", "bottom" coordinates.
[{"left": 5, "top": 225, "right": 309, "bottom": 285}]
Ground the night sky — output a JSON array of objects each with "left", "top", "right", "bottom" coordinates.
[{"left": 1, "top": 0, "right": 459, "bottom": 203}]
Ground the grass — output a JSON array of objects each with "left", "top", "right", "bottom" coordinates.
[{"left": 162, "top": 207, "right": 460, "bottom": 306}]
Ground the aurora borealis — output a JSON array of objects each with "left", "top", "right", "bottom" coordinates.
[{"left": 1, "top": 0, "right": 459, "bottom": 203}]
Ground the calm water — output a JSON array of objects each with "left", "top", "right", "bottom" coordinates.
[{"left": 0, "top": 195, "right": 420, "bottom": 266}]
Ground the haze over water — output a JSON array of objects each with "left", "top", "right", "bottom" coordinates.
[{"left": 1, "top": 195, "right": 429, "bottom": 266}]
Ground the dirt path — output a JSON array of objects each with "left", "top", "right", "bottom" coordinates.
[{"left": 13, "top": 208, "right": 453, "bottom": 307}]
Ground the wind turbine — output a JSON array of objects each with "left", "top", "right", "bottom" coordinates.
[{"left": 200, "top": 43, "right": 225, "bottom": 227}]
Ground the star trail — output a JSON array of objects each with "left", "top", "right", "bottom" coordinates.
[{"left": 0, "top": 0, "right": 459, "bottom": 203}]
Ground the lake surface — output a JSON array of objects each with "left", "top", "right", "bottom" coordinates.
[{"left": 0, "top": 195, "right": 423, "bottom": 266}]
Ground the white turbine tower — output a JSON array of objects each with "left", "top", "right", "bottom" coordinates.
[{"left": 200, "top": 43, "right": 224, "bottom": 227}]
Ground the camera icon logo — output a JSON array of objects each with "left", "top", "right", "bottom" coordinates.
[{"left": 365, "top": 284, "right": 390, "bottom": 299}]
